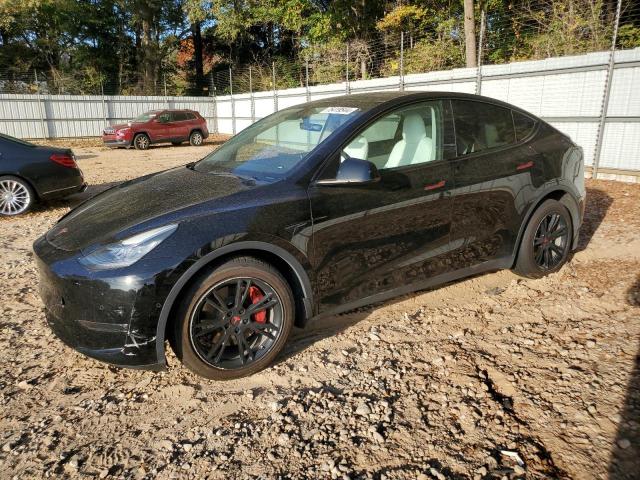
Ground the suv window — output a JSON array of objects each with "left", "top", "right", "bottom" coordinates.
[
  {"left": 512, "top": 111, "right": 536, "bottom": 141},
  {"left": 157, "top": 112, "right": 171, "bottom": 123},
  {"left": 171, "top": 112, "right": 187, "bottom": 121},
  {"left": 342, "top": 100, "right": 456, "bottom": 170},
  {"left": 452, "top": 100, "right": 515, "bottom": 156}
]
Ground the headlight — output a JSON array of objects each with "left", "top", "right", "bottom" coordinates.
[
  {"left": 116, "top": 128, "right": 130, "bottom": 135},
  {"left": 79, "top": 224, "right": 177, "bottom": 270}
]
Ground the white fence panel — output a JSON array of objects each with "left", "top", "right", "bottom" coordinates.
[{"left": 1, "top": 48, "right": 639, "bottom": 176}]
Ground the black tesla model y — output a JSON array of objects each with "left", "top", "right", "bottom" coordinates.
[{"left": 35, "top": 92, "right": 585, "bottom": 380}]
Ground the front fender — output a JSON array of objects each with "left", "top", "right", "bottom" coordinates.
[{"left": 153, "top": 239, "right": 314, "bottom": 368}]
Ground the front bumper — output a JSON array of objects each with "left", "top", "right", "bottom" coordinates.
[
  {"left": 33, "top": 236, "right": 166, "bottom": 371},
  {"left": 102, "top": 137, "right": 131, "bottom": 147}
]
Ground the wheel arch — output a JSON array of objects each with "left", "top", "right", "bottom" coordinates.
[
  {"left": 0, "top": 172, "right": 40, "bottom": 200},
  {"left": 511, "top": 187, "right": 581, "bottom": 267},
  {"left": 155, "top": 241, "right": 314, "bottom": 366}
]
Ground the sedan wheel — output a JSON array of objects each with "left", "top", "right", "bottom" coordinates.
[
  {"left": 172, "top": 256, "right": 294, "bottom": 380},
  {"left": 189, "top": 131, "right": 203, "bottom": 146},
  {"left": 0, "top": 176, "right": 34, "bottom": 216}
]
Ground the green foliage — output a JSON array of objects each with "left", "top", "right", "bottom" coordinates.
[{"left": 0, "top": 0, "right": 638, "bottom": 95}]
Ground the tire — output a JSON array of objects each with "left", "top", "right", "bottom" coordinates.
[
  {"left": 171, "top": 256, "right": 294, "bottom": 380},
  {"left": 171, "top": 141, "right": 182, "bottom": 146},
  {"left": 133, "top": 133, "right": 150, "bottom": 150},
  {"left": 0, "top": 175, "right": 35, "bottom": 216},
  {"left": 189, "top": 130, "right": 203, "bottom": 146},
  {"left": 514, "top": 199, "right": 573, "bottom": 278}
]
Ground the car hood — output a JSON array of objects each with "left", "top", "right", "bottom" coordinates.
[
  {"left": 46, "top": 166, "right": 254, "bottom": 251},
  {"left": 105, "top": 123, "right": 131, "bottom": 131}
]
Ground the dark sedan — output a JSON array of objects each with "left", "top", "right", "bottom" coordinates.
[
  {"left": 0, "top": 133, "right": 86, "bottom": 215},
  {"left": 34, "top": 92, "right": 585, "bottom": 380}
]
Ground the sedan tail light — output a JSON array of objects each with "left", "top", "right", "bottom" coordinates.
[{"left": 50, "top": 153, "right": 77, "bottom": 168}]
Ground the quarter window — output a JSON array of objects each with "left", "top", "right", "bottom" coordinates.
[
  {"left": 452, "top": 100, "right": 515, "bottom": 156},
  {"left": 342, "top": 100, "right": 456, "bottom": 170},
  {"left": 513, "top": 111, "right": 536, "bottom": 141}
]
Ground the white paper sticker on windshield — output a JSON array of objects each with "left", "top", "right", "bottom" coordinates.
[{"left": 320, "top": 107, "right": 359, "bottom": 115}]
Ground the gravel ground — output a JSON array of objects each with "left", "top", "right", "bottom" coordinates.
[{"left": 0, "top": 143, "right": 638, "bottom": 480}]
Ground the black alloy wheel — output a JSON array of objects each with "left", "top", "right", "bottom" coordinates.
[
  {"left": 171, "top": 256, "right": 294, "bottom": 380},
  {"left": 514, "top": 199, "right": 573, "bottom": 278},
  {"left": 189, "top": 277, "right": 283, "bottom": 369},
  {"left": 533, "top": 213, "right": 569, "bottom": 270}
]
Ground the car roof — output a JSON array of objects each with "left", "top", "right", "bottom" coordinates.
[{"left": 300, "top": 91, "right": 527, "bottom": 115}]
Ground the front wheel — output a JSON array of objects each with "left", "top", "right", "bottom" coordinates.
[
  {"left": 133, "top": 133, "right": 150, "bottom": 150},
  {"left": 171, "top": 257, "right": 294, "bottom": 380},
  {"left": 514, "top": 199, "right": 573, "bottom": 278},
  {"left": 0, "top": 176, "right": 35, "bottom": 216}
]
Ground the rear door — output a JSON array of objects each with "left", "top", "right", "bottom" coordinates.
[
  {"left": 308, "top": 100, "right": 458, "bottom": 313},
  {"left": 448, "top": 99, "right": 540, "bottom": 269}
]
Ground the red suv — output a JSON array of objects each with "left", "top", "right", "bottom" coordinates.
[{"left": 102, "top": 109, "right": 209, "bottom": 150}]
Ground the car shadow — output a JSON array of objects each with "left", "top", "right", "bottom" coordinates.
[
  {"left": 608, "top": 275, "right": 640, "bottom": 479},
  {"left": 577, "top": 186, "right": 613, "bottom": 251}
]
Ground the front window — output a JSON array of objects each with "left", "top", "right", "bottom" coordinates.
[{"left": 194, "top": 106, "right": 362, "bottom": 182}]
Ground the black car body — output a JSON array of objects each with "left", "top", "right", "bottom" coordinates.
[
  {"left": 0, "top": 133, "right": 86, "bottom": 215},
  {"left": 34, "top": 92, "right": 585, "bottom": 377}
]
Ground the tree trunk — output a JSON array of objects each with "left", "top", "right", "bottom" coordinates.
[
  {"left": 192, "top": 21, "right": 204, "bottom": 93},
  {"left": 464, "top": 0, "right": 477, "bottom": 68}
]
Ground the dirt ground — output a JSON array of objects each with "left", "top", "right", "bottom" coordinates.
[{"left": 0, "top": 141, "right": 638, "bottom": 480}]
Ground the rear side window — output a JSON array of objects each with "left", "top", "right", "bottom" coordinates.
[
  {"left": 512, "top": 111, "right": 536, "bottom": 141},
  {"left": 172, "top": 112, "right": 187, "bottom": 121},
  {"left": 452, "top": 100, "right": 515, "bottom": 156}
]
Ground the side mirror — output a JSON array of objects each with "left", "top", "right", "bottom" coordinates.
[{"left": 316, "top": 157, "right": 381, "bottom": 186}]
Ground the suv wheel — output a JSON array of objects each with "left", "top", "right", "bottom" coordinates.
[
  {"left": 0, "top": 176, "right": 35, "bottom": 216},
  {"left": 134, "top": 133, "right": 150, "bottom": 150},
  {"left": 189, "top": 130, "right": 203, "bottom": 146},
  {"left": 514, "top": 199, "right": 573, "bottom": 278},
  {"left": 171, "top": 257, "right": 294, "bottom": 380}
]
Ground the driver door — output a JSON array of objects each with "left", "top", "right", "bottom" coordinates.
[{"left": 308, "top": 100, "right": 458, "bottom": 314}]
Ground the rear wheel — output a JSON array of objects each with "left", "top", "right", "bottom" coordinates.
[
  {"left": 171, "top": 257, "right": 294, "bottom": 380},
  {"left": 133, "top": 133, "right": 150, "bottom": 150},
  {"left": 0, "top": 176, "right": 35, "bottom": 216},
  {"left": 189, "top": 130, "right": 203, "bottom": 146},
  {"left": 514, "top": 199, "right": 573, "bottom": 278}
]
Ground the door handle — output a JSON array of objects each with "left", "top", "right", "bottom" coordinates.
[
  {"left": 516, "top": 161, "right": 534, "bottom": 171},
  {"left": 424, "top": 180, "right": 446, "bottom": 191}
]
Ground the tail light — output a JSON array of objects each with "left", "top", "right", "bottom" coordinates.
[{"left": 50, "top": 153, "right": 77, "bottom": 168}]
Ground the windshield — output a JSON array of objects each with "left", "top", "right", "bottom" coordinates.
[
  {"left": 0, "top": 133, "right": 35, "bottom": 147},
  {"left": 194, "top": 105, "right": 362, "bottom": 182},
  {"left": 132, "top": 111, "right": 159, "bottom": 123}
]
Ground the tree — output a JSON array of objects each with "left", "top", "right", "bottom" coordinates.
[{"left": 464, "top": 0, "right": 477, "bottom": 67}]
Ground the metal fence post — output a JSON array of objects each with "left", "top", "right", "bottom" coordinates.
[
  {"left": 249, "top": 66, "right": 255, "bottom": 123},
  {"left": 305, "top": 59, "right": 311, "bottom": 102},
  {"left": 475, "top": 10, "right": 486, "bottom": 95},
  {"left": 272, "top": 61, "right": 278, "bottom": 112},
  {"left": 35, "top": 70, "right": 48, "bottom": 139},
  {"left": 229, "top": 67, "right": 236, "bottom": 135},
  {"left": 100, "top": 79, "right": 108, "bottom": 128},
  {"left": 211, "top": 72, "right": 219, "bottom": 135},
  {"left": 592, "top": 0, "right": 622, "bottom": 179},
  {"left": 399, "top": 32, "right": 404, "bottom": 91},
  {"left": 345, "top": 43, "right": 350, "bottom": 94}
]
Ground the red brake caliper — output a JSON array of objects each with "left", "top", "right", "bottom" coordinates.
[{"left": 248, "top": 286, "right": 267, "bottom": 323}]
